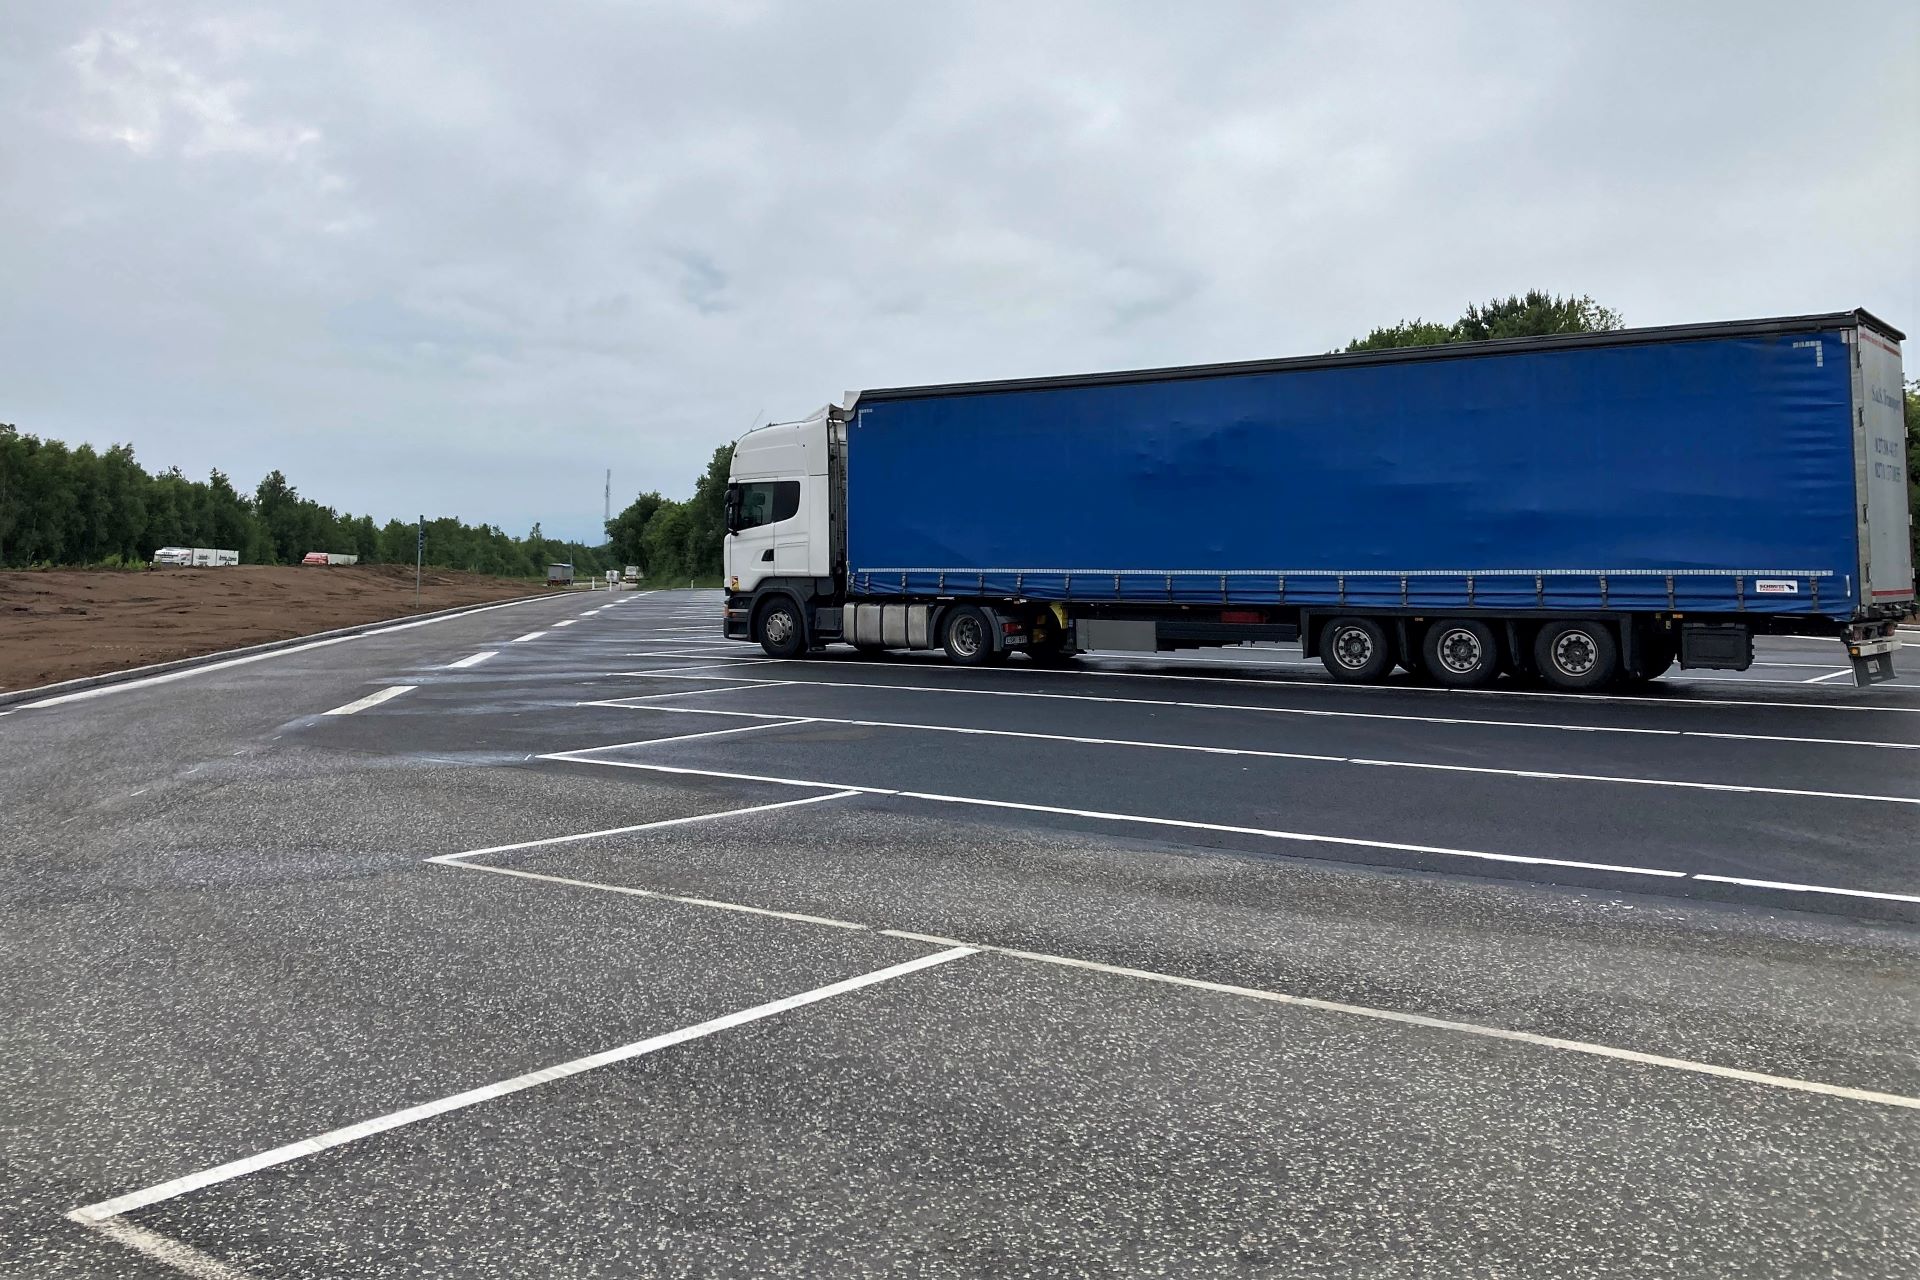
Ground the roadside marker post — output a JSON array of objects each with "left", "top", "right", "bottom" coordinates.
[{"left": 415, "top": 515, "right": 424, "bottom": 612}]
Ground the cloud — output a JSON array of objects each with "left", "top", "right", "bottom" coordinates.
[
  {"left": 1, "top": 1, "right": 1915, "bottom": 541},
  {"left": 65, "top": 25, "right": 320, "bottom": 163}
]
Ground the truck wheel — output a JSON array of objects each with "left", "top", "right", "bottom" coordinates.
[
  {"left": 1319, "top": 618, "right": 1392, "bottom": 681},
  {"left": 1534, "top": 621, "right": 1617, "bottom": 690},
  {"left": 755, "top": 597, "right": 806, "bottom": 659},
  {"left": 1422, "top": 619, "right": 1500, "bottom": 687},
  {"left": 942, "top": 605, "right": 1003, "bottom": 666}
]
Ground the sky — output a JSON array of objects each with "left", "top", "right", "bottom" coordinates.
[{"left": 3, "top": 2, "right": 1916, "bottom": 542}]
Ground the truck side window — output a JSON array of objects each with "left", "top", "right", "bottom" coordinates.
[{"left": 736, "top": 481, "right": 800, "bottom": 530}]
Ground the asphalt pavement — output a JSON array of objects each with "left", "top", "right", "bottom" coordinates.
[{"left": 2, "top": 588, "right": 1916, "bottom": 1278}]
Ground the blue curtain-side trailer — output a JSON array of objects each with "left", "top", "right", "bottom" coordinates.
[{"left": 724, "top": 310, "right": 1910, "bottom": 690}]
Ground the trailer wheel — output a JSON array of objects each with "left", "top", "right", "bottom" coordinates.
[
  {"left": 1319, "top": 618, "right": 1393, "bottom": 681},
  {"left": 754, "top": 596, "right": 806, "bottom": 659},
  {"left": 1422, "top": 619, "right": 1501, "bottom": 687},
  {"left": 1534, "top": 621, "right": 1617, "bottom": 690},
  {"left": 942, "top": 605, "right": 1003, "bottom": 667}
]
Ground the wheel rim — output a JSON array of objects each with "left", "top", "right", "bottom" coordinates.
[
  {"left": 949, "top": 615, "right": 982, "bottom": 658},
  {"left": 1436, "top": 628, "right": 1483, "bottom": 674},
  {"left": 1332, "top": 626, "right": 1374, "bottom": 670},
  {"left": 1552, "top": 630, "right": 1597, "bottom": 676},
  {"left": 763, "top": 609, "right": 794, "bottom": 646}
]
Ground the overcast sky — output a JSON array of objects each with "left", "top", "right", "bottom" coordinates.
[{"left": 3, "top": 2, "right": 1915, "bottom": 541}]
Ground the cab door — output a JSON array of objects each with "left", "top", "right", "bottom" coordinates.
[{"left": 726, "top": 479, "right": 802, "bottom": 587}]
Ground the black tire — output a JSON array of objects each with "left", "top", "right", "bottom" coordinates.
[
  {"left": 754, "top": 596, "right": 806, "bottom": 659},
  {"left": 1319, "top": 617, "right": 1393, "bottom": 681},
  {"left": 1533, "top": 620, "right": 1618, "bottom": 690},
  {"left": 941, "top": 605, "right": 1003, "bottom": 666},
  {"left": 1421, "top": 619, "right": 1501, "bottom": 688}
]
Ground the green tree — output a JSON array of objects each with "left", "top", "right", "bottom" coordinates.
[
  {"left": 684, "top": 445, "right": 735, "bottom": 578},
  {"left": 606, "top": 491, "right": 666, "bottom": 570},
  {"left": 1347, "top": 290, "right": 1622, "bottom": 352}
]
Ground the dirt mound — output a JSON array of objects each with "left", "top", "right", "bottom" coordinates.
[{"left": 0, "top": 565, "right": 548, "bottom": 692}]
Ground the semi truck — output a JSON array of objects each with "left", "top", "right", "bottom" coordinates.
[
  {"left": 301, "top": 552, "right": 360, "bottom": 566},
  {"left": 723, "top": 310, "right": 1911, "bottom": 690}
]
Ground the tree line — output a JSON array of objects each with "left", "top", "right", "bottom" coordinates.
[
  {"left": 603, "top": 444, "right": 733, "bottom": 585},
  {"left": 0, "top": 424, "right": 613, "bottom": 577}
]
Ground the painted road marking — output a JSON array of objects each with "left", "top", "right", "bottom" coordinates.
[
  {"left": 554, "top": 620, "right": 577, "bottom": 628},
  {"left": 539, "top": 751, "right": 1920, "bottom": 905},
  {"left": 622, "top": 647, "right": 1920, "bottom": 715},
  {"left": 427, "top": 790, "right": 858, "bottom": 864},
  {"left": 1802, "top": 669, "right": 1853, "bottom": 684},
  {"left": 1690, "top": 874, "right": 1920, "bottom": 903},
  {"left": 538, "top": 751, "right": 1683, "bottom": 879},
  {"left": 429, "top": 813, "right": 1920, "bottom": 1112},
  {"left": 68, "top": 945, "right": 975, "bottom": 1226},
  {"left": 580, "top": 703, "right": 1920, "bottom": 805},
  {"left": 512, "top": 632, "right": 547, "bottom": 643},
  {"left": 322, "top": 685, "right": 417, "bottom": 716},
  {"left": 878, "top": 931, "right": 1920, "bottom": 1110},
  {"left": 75, "top": 1217, "right": 258, "bottom": 1279},
  {"left": 445, "top": 651, "right": 498, "bottom": 669},
  {"left": 603, "top": 671, "right": 1920, "bottom": 752},
  {"left": 13, "top": 596, "right": 559, "bottom": 711},
  {"left": 444, "top": 860, "right": 869, "bottom": 931}
]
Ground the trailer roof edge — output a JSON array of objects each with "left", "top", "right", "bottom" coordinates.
[{"left": 857, "top": 309, "right": 1904, "bottom": 402}]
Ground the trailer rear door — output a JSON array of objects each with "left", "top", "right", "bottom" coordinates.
[{"left": 1855, "top": 324, "right": 1913, "bottom": 606}]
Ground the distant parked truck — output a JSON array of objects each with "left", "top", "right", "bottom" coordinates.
[
  {"left": 547, "top": 562, "right": 575, "bottom": 587},
  {"left": 301, "top": 552, "right": 360, "bottom": 566},
  {"left": 152, "top": 547, "right": 238, "bottom": 567},
  {"left": 625, "top": 565, "right": 640, "bottom": 581}
]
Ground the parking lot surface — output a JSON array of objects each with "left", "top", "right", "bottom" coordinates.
[{"left": 3, "top": 590, "right": 1916, "bottom": 1278}]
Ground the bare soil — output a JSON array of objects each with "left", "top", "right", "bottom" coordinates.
[{"left": 0, "top": 565, "right": 548, "bottom": 692}]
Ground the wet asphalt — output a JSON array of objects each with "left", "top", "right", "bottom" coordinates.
[{"left": 1, "top": 589, "right": 1916, "bottom": 1278}]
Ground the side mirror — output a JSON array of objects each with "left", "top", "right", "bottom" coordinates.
[{"left": 723, "top": 484, "right": 742, "bottom": 534}]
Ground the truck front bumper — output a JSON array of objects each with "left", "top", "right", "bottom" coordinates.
[{"left": 724, "top": 597, "right": 751, "bottom": 641}]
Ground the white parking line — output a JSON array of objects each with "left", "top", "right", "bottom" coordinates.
[
  {"left": 539, "top": 753, "right": 1920, "bottom": 906},
  {"left": 74, "top": 1217, "right": 259, "bottom": 1279},
  {"left": 512, "top": 632, "right": 547, "bottom": 643},
  {"left": 67, "top": 946, "right": 975, "bottom": 1226},
  {"left": 13, "top": 596, "right": 559, "bottom": 711},
  {"left": 1802, "top": 669, "right": 1853, "bottom": 684},
  {"left": 429, "top": 791, "right": 854, "bottom": 864},
  {"left": 554, "top": 620, "right": 577, "bottom": 628},
  {"left": 602, "top": 671, "right": 1920, "bottom": 752},
  {"left": 623, "top": 649, "right": 1920, "bottom": 715},
  {"left": 1690, "top": 874, "right": 1920, "bottom": 903},
  {"left": 578, "top": 703, "right": 1920, "bottom": 804},
  {"left": 445, "top": 651, "right": 498, "bottom": 669},
  {"left": 426, "top": 811, "right": 1920, "bottom": 1111},
  {"left": 322, "top": 685, "right": 416, "bottom": 716},
  {"left": 878, "top": 931, "right": 1920, "bottom": 1109},
  {"left": 539, "top": 751, "right": 1683, "bottom": 879}
]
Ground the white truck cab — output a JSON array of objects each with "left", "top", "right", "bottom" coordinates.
[{"left": 723, "top": 406, "right": 841, "bottom": 596}]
